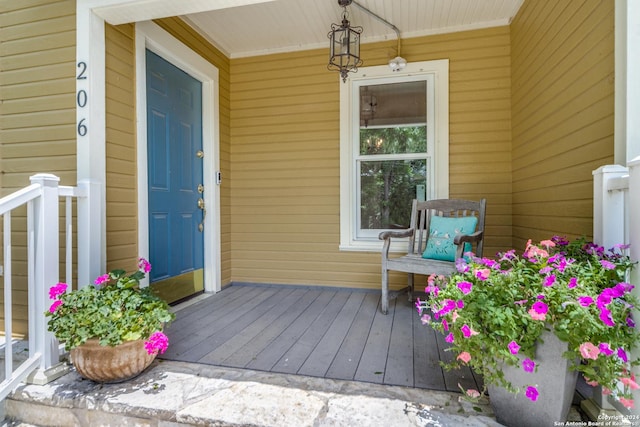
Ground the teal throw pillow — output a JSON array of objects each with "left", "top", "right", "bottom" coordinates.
[{"left": 422, "top": 215, "right": 478, "bottom": 261}]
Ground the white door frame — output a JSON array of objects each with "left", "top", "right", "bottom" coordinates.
[{"left": 135, "top": 21, "right": 221, "bottom": 293}]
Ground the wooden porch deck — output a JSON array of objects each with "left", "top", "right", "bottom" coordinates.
[{"left": 160, "top": 284, "right": 482, "bottom": 393}]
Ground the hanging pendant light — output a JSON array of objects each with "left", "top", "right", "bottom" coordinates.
[{"left": 327, "top": 0, "right": 363, "bottom": 83}]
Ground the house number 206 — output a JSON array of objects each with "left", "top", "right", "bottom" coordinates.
[{"left": 76, "top": 61, "right": 88, "bottom": 137}]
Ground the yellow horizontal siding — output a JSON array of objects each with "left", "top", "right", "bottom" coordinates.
[
  {"left": 0, "top": 0, "right": 76, "bottom": 335},
  {"left": 230, "top": 26, "right": 512, "bottom": 290},
  {"left": 511, "top": 0, "right": 614, "bottom": 247}
]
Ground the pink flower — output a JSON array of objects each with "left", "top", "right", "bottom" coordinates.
[
  {"left": 420, "top": 314, "right": 431, "bottom": 325},
  {"left": 528, "top": 308, "right": 546, "bottom": 321},
  {"left": 48, "top": 282, "right": 68, "bottom": 300},
  {"left": 522, "top": 358, "right": 535, "bottom": 373},
  {"left": 525, "top": 386, "right": 539, "bottom": 401},
  {"left": 602, "top": 388, "right": 612, "bottom": 395},
  {"left": 620, "top": 377, "right": 640, "bottom": 390},
  {"left": 457, "top": 352, "right": 471, "bottom": 363},
  {"left": 144, "top": 331, "right": 169, "bottom": 355},
  {"left": 579, "top": 342, "right": 600, "bottom": 360},
  {"left": 474, "top": 269, "right": 490, "bottom": 281},
  {"left": 585, "top": 379, "right": 599, "bottom": 387},
  {"left": 466, "top": 389, "right": 481, "bottom": 398},
  {"left": 540, "top": 239, "right": 556, "bottom": 248},
  {"left": 94, "top": 274, "right": 110, "bottom": 286},
  {"left": 451, "top": 311, "right": 459, "bottom": 322},
  {"left": 619, "top": 397, "right": 634, "bottom": 409},
  {"left": 49, "top": 300, "right": 63, "bottom": 313},
  {"left": 508, "top": 341, "right": 520, "bottom": 355},
  {"left": 138, "top": 257, "right": 152, "bottom": 273},
  {"left": 457, "top": 281, "right": 473, "bottom": 294}
]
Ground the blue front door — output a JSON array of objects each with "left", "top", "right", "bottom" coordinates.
[{"left": 146, "top": 49, "right": 204, "bottom": 303}]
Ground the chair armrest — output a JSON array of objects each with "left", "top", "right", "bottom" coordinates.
[
  {"left": 454, "top": 230, "right": 483, "bottom": 245},
  {"left": 379, "top": 228, "right": 414, "bottom": 260},
  {"left": 453, "top": 230, "right": 483, "bottom": 245},
  {"left": 378, "top": 228, "right": 414, "bottom": 241}
]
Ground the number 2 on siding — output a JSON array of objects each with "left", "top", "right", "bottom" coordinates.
[{"left": 77, "top": 62, "right": 87, "bottom": 137}]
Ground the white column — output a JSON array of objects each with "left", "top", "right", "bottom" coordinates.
[
  {"left": 26, "top": 174, "right": 69, "bottom": 385},
  {"left": 626, "top": 156, "right": 640, "bottom": 417},
  {"left": 76, "top": 2, "right": 106, "bottom": 284}
]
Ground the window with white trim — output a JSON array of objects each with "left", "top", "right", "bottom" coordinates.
[{"left": 339, "top": 60, "right": 449, "bottom": 251}]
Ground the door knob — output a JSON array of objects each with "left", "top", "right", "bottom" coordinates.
[
  {"left": 197, "top": 198, "right": 205, "bottom": 209},
  {"left": 196, "top": 150, "right": 204, "bottom": 158}
]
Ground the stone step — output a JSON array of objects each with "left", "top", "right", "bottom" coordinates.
[{"left": 4, "top": 360, "right": 502, "bottom": 427}]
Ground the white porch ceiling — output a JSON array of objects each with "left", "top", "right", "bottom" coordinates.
[{"left": 94, "top": 0, "right": 524, "bottom": 59}]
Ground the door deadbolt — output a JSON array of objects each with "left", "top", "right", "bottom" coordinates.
[
  {"left": 197, "top": 198, "right": 205, "bottom": 209},
  {"left": 197, "top": 184, "right": 204, "bottom": 193}
]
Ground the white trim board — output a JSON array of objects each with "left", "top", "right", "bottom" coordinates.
[{"left": 135, "top": 21, "right": 221, "bottom": 293}]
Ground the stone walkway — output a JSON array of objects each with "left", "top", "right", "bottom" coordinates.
[{"left": 6, "top": 360, "right": 503, "bottom": 426}]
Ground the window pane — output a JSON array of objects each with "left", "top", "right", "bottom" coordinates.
[
  {"left": 360, "top": 126, "right": 426, "bottom": 155},
  {"left": 359, "top": 81, "right": 426, "bottom": 128},
  {"left": 360, "top": 159, "right": 427, "bottom": 229}
]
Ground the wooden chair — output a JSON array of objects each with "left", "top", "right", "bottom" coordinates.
[{"left": 378, "top": 198, "right": 486, "bottom": 314}]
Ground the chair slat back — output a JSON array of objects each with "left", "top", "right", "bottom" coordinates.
[{"left": 407, "top": 198, "right": 487, "bottom": 257}]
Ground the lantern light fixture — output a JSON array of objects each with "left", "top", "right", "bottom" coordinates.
[{"left": 327, "top": 0, "right": 363, "bottom": 83}]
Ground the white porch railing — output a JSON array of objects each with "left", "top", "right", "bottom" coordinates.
[
  {"left": 592, "top": 157, "right": 640, "bottom": 417},
  {"left": 0, "top": 174, "right": 86, "bottom": 401}
]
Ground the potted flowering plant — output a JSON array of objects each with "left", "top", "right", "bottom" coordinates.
[
  {"left": 46, "top": 258, "right": 175, "bottom": 382},
  {"left": 417, "top": 236, "right": 639, "bottom": 426}
]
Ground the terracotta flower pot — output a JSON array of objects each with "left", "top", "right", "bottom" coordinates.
[{"left": 70, "top": 338, "right": 156, "bottom": 383}]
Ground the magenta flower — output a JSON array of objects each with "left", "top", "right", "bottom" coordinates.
[
  {"left": 49, "top": 282, "right": 68, "bottom": 300},
  {"left": 508, "top": 341, "right": 520, "bottom": 355},
  {"left": 627, "top": 316, "right": 636, "bottom": 328},
  {"left": 138, "top": 257, "right": 152, "bottom": 273},
  {"left": 457, "top": 281, "right": 473, "bottom": 295},
  {"left": 94, "top": 274, "right": 110, "bottom": 286},
  {"left": 445, "top": 333, "right": 454, "bottom": 343},
  {"left": 598, "top": 343, "right": 614, "bottom": 356},
  {"left": 144, "top": 331, "right": 169, "bottom": 355},
  {"left": 599, "top": 260, "right": 616, "bottom": 270},
  {"left": 525, "top": 386, "right": 539, "bottom": 401},
  {"left": 455, "top": 259, "right": 470, "bottom": 273},
  {"left": 442, "top": 319, "right": 449, "bottom": 331},
  {"left": 456, "top": 300, "right": 464, "bottom": 309},
  {"left": 531, "top": 301, "right": 548, "bottom": 314},
  {"left": 567, "top": 277, "right": 578, "bottom": 288},
  {"left": 49, "top": 300, "right": 63, "bottom": 313},
  {"left": 599, "top": 309, "right": 615, "bottom": 327},
  {"left": 461, "top": 324, "right": 472, "bottom": 338},
  {"left": 618, "top": 348, "right": 629, "bottom": 363},
  {"left": 543, "top": 274, "right": 556, "bottom": 287},
  {"left": 522, "top": 358, "right": 535, "bottom": 373},
  {"left": 577, "top": 296, "right": 593, "bottom": 307}
]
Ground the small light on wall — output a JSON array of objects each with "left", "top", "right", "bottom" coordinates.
[
  {"left": 389, "top": 56, "right": 407, "bottom": 72},
  {"left": 328, "top": 0, "right": 363, "bottom": 82}
]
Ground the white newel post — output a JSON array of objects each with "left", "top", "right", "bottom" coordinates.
[
  {"left": 627, "top": 156, "right": 640, "bottom": 417},
  {"left": 27, "top": 174, "right": 69, "bottom": 384},
  {"left": 586, "top": 165, "right": 629, "bottom": 418},
  {"left": 593, "top": 165, "right": 629, "bottom": 248}
]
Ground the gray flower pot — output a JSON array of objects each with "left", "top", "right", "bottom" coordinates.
[{"left": 487, "top": 329, "right": 578, "bottom": 427}]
